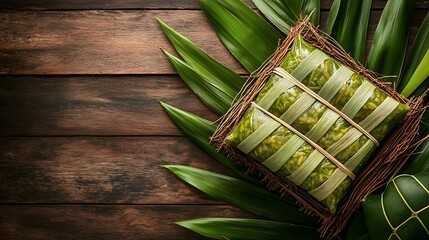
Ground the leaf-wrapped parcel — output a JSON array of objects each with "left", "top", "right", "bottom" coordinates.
[{"left": 226, "top": 36, "right": 410, "bottom": 213}]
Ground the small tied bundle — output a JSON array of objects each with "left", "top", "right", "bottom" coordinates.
[{"left": 211, "top": 19, "right": 424, "bottom": 238}]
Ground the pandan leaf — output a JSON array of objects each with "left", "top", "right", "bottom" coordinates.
[
  {"left": 158, "top": 19, "right": 243, "bottom": 113},
  {"left": 325, "top": 0, "right": 371, "bottom": 63},
  {"left": 363, "top": 173, "right": 429, "bottom": 240},
  {"left": 199, "top": 0, "right": 283, "bottom": 72},
  {"left": 402, "top": 138, "right": 429, "bottom": 175},
  {"left": 400, "top": 49, "right": 429, "bottom": 98},
  {"left": 301, "top": 0, "right": 320, "bottom": 25},
  {"left": 159, "top": 101, "right": 252, "bottom": 180},
  {"left": 408, "top": 76, "right": 429, "bottom": 100},
  {"left": 402, "top": 109, "right": 429, "bottom": 175},
  {"left": 251, "top": 0, "right": 301, "bottom": 34},
  {"left": 164, "top": 165, "right": 318, "bottom": 226},
  {"left": 163, "top": 51, "right": 234, "bottom": 115},
  {"left": 399, "top": 12, "right": 429, "bottom": 95},
  {"left": 176, "top": 218, "right": 319, "bottom": 240},
  {"left": 325, "top": 0, "right": 341, "bottom": 35},
  {"left": 366, "top": 0, "right": 415, "bottom": 81},
  {"left": 344, "top": 211, "right": 371, "bottom": 240}
]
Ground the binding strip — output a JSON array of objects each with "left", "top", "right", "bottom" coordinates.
[
  {"left": 317, "top": 65, "right": 354, "bottom": 101},
  {"left": 309, "top": 140, "right": 374, "bottom": 201},
  {"left": 252, "top": 102, "right": 356, "bottom": 180},
  {"left": 274, "top": 67, "right": 379, "bottom": 147},
  {"left": 262, "top": 135, "right": 305, "bottom": 172},
  {"left": 287, "top": 150, "right": 326, "bottom": 185},
  {"left": 257, "top": 76, "right": 295, "bottom": 109},
  {"left": 341, "top": 81, "right": 376, "bottom": 118},
  {"left": 291, "top": 49, "right": 330, "bottom": 81},
  {"left": 237, "top": 117, "right": 280, "bottom": 154}
]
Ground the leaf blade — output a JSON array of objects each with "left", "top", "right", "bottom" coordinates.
[
  {"left": 398, "top": 12, "right": 429, "bottom": 93},
  {"left": 159, "top": 102, "right": 243, "bottom": 176},
  {"left": 366, "top": 0, "right": 415, "bottom": 80},
  {"left": 158, "top": 18, "right": 243, "bottom": 105},
  {"left": 301, "top": 0, "right": 320, "bottom": 25},
  {"left": 400, "top": 48, "right": 429, "bottom": 97},
  {"left": 251, "top": 0, "right": 300, "bottom": 34},
  {"left": 326, "top": 0, "right": 372, "bottom": 63},
  {"left": 164, "top": 165, "right": 318, "bottom": 226},
  {"left": 176, "top": 218, "right": 319, "bottom": 240},
  {"left": 163, "top": 50, "right": 234, "bottom": 115},
  {"left": 199, "top": 0, "right": 283, "bottom": 72}
]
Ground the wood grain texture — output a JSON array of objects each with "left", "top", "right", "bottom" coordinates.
[
  {"left": 0, "top": 10, "right": 245, "bottom": 75},
  {"left": 0, "top": 205, "right": 253, "bottom": 240},
  {"left": 0, "top": 10, "right": 426, "bottom": 75},
  {"left": 1, "top": 3, "right": 428, "bottom": 240},
  {"left": 0, "top": 137, "right": 239, "bottom": 203},
  {"left": 0, "top": 75, "right": 217, "bottom": 136},
  {"left": 0, "top": 0, "right": 428, "bottom": 10}
]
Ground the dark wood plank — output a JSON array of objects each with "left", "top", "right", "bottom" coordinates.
[
  {"left": 0, "top": 0, "right": 428, "bottom": 10},
  {"left": 0, "top": 137, "right": 238, "bottom": 204},
  {"left": 0, "top": 75, "right": 217, "bottom": 136},
  {"left": 1, "top": 10, "right": 427, "bottom": 75},
  {"left": 0, "top": 10, "right": 245, "bottom": 75},
  {"left": 0, "top": 0, "right": 255, "bottom": 10},
  {"left": 0, "top": 205, "right": 253, "bottom": 239}
]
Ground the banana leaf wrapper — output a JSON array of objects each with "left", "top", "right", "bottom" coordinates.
[{"left": 226, "top": 36, "right": 410, "bottom": 213}]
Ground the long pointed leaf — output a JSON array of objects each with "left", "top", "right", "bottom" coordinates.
[
  {"left": 366, "top": 0, "right": 415, "bottom": 81},
  {"left": 326, "top": 0, "right": 372, "bottom": 63},
  {"left": 251, "top": 0, "right": 300, "bottom": 34},
  {"left": 158, "top": 19, "right": 243, "bottom": 102},
  {"left": 159, "top": 101, "right": 250, "bottom": 179},
  {"left": 176, "top": 218, "right": 319, "bottom": 240},
  {"left": 163, "top": 50, "right": 234, "bottom": 115},
  {"left": 409, "top": 75, "right": 429, "bottom": 99},
  {"left": 164, "top": 165, "right": 318, "bottom": 226},
  {"left": 199, "top": 0, "right": 283, "bottom": 72},
  {"left": 399, "top": 12, "right": 429, "bottom": 93},
  {"left": 301, "top": 0, "right": 320, "bottom": 25},
  {"left": 325, "top": 0, "right": 342, "bottom": 35},
  {"left": 400, "top": 49, "right": 429, "bottom": 97},
  {"left": 402, "top": 137, "right": 429, "bottom": 174},
  {"left": 345, "top": 211, "right": 370, "bottom": 240}
]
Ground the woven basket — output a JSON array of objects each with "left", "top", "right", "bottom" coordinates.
[{"left": 211, "top": 18, "right": 426, "bottom": 239}]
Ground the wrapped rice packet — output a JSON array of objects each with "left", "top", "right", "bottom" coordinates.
[{"left": 226, "top": 35, "right": 410, "bottom": 213}]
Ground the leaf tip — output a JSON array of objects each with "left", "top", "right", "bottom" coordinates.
[{"left": 160, "top": 164, "right": 175, "bottom": 170}]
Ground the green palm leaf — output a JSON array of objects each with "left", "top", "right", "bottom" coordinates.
[
  {"left": 163, "top": 51, "right": 234, "bottom": 115},
  {"left": 251, "top": 0, "right": 299, "bottom": 34},
  {"left": 344, "top": 211, "right": 371, "bottom": 240},
  {"left": 408, "top": 76, "right": 429, "bottom": 100},
  {"left": 400, "top": 49, "right": 429, "bottom": 98},
  {"left": 176, "top": 218, "right": 319, "bottom": 240},
  {"left": 399, "top": 12, "right": 429, "bottom": 96},
  {"left": 366, "top": 0, "right": 415, "bottom": 81},
  {"left": 301, "top": 0, "right": 320, "bottom": 25},
  {"left": 158, "top": 19, "right": 243, "bottom": 114},
  {"left": 159, "top": 101, "right": 255, "bottom": 180},
  {"left": 363, "top": 173, "right": 429, "bottom": 239},
  {"left": 164, "top": 165, "right": 318, "bottom": 226},
  {"left": 325, "top": 0, "right": 371, "bottom": 63},
  {"left": 325, "top": 0, "right": 341, "bottom": 35},
  {"left": 402, "top": 138, "right": 429, "bottom": 175},
  {"left": 199, "top": 0, "right": 283, "bottom": 72}
]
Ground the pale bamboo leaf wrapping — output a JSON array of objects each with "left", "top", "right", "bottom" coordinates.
[{"left": 226, "top": 36, "right": 410, "bottom": 213}]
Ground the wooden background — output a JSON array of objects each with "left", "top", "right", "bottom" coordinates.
[{"left": 1, "top": 0, "right": 428, "bottom": 239}]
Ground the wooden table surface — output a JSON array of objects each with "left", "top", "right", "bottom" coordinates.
[{"left": 1, "top": 1, "right": 428, "bottom": 239}]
